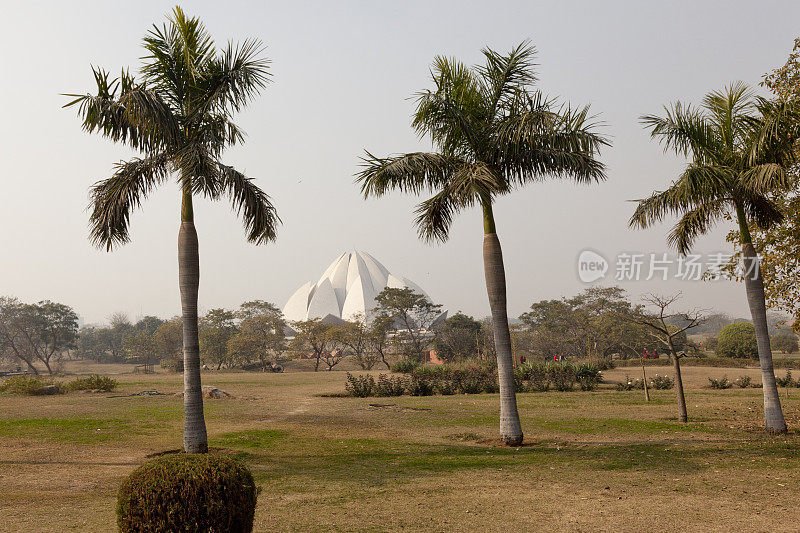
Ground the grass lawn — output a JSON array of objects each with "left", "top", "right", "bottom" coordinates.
[{"left": 1, "top": 363, "right": 800, "bottom": 531}]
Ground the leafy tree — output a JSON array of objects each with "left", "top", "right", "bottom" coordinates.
[
  {"left": 372, "top": 287, "right": 442, "bottom": 362},
  {"left": 520, "top": 287, "right": 649, "bottom": 361},
  {"left": 154, "top": 317, "right": 183, "bottom": 363},
  {"left": 77, "top": 326, "right": 107, "bottom": 362},
  {"left": 65, "top": 7, "right": 277, "bottom": 452},
  {"left": 329, "top": 314, "right": 378, "bottom": 370},
  {"left": 357, "top": 42, "right": 607, "bottom": 445},
  {"left": 772, "top": 333, "right": 799, "bottom": 354},
  {"left": 716, "top": 322, "right": 758, "bottom": 359},
  {"left": 199, "top": 309, "right": 238, "bottom": 370},
  {"left": 433, "top": 312, "right": 482, "bottom": 363},
  {"left": 630, "top": 83, "right": 800, "bottom": 434},
  {"left": 0, "top": 297, "right": 79, "bottom": 375},
  {"left": 228, "top": 301, "right": 286, "bottom": 371},
  {"left": 291, "top": 319, "right": 335, "bottom": 372}
]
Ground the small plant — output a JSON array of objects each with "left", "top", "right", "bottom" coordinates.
[
  {"left": 615, "top": 375, "right": 644, "bottom": 391},
  {"left": 390, "top": 359, "right": 420, "bottom": 374},
  {"left": 67, "top": 374, "right": 118, "bottom": 392},
  {"left": 374, "top": 374, "right": 406, "bottom": 397},
  {"left": 575, "top": 362, "right": 602, "bottom": 391},
  {"left": 549, "top": 362, "right": 577, "bottom": 391},
  {"left": 344, "top": 373, "right": 375, "bottom": 397},
  {"left": 708, "top": 376, "right": 732, "bottom": 389},
  {"left": 775, "top": 371, "right": 798, "bottom": 388},
  {"left": 117, "top": 454, "right": 258, "bottom": 533},
  {"left": 0, "top": 375, "right": 63, "bottom": 395},
  {"left": 649, "top": 374, "right": 675, "bottom": 390},
  {"left": 734, "top": 375, "right": 752, "bottom": 388},
  {"left": 406, "top": 376, "right": 436, "bottom": 396}
]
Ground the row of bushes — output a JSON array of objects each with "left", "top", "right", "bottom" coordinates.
[
  {"left": 346, "top": 365, "right": 501, "bottom": 398},
  {"left": 708, "top": 375, "right": 762, "bottom": 389},
  {"left": 514, "top": 361, "right": 602, "bottom": 392},
  {"left": 615, "top": 374, "right": 675, "bottom": 391},
  {"left": 348, "top": 361, "right": 607, "bottom": 397},
  {"left": 0, "top": 374, "right": 118, "bottom": 395},
  {"left": 624, "top": 357, "right": 800, "bottom": 369}
]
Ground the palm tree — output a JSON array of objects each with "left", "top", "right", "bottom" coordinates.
[
  {"left": 65, "top": 7, "right": 278, "bottom": 452},
  {"left": 356, "top": 42, "right": 608, "bottom": 445},
  {"left": 631, "top": 83, "right": 800, "bottom": 433}
]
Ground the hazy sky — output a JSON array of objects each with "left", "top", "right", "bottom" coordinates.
[{"left": 2, "top": 0, "right": 799, "bottom": 325}]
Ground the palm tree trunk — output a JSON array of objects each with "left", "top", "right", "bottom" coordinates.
[
  {"left": 670, "top": 349, "right": 687, "bottom": 423},
  {"left": 736, "top": 206, "right": 786, "bottom": 433},
  {"left": 481, "top": 201, "right": 523, "bottom": 446},
  {"left": 180, "top": 190, "right": 208, "bottom": 453}
]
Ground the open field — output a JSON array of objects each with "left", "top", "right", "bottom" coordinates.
[{"left": 2, "top": 364, "right": 800, "bottom": 532}]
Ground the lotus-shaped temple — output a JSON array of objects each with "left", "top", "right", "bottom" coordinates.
[{"left": 282, "top": 250, "right": 444, "bottom": 324}]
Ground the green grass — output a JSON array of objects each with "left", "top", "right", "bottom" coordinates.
[{"left": 0, "top": 417, "right": 132, "bottom": 444}]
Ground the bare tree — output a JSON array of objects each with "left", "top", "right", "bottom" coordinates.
[{"left": 633, "top": 293, "right": 704, "bottom": 423}]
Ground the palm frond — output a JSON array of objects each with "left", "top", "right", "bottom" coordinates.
[
  {"left": 413, "top": 163, "right": 495, "bottom": 243},
  {"left": 741, "top": 193, "right": 784, "bottom": 231},
  {"left": 641, "top": 102, "right": 719, "bottom": 162},
  {"left": 356, "top": 152, "right": 464, "bottom": 197},
  {"left": 63, "top": 68, "right": 178, "bottom": 152},
  {"left": 89, "top": 154, "right": 169, "bottom": 250},
  {"left": 413, "top": 58, "right": 484, "bottom": 155},
  {"left": 496, "top": 96, "right": 608, "bottom": 186},
  {"left": 477, "top": 41, "right": 537, "bottom": 115},
  {"left": 629, "top": 164, "right": 731, "bottom": 229},
  {"left": 667, "top": 201, "right": 727, "bottom": 254},
  {"left": 195, "top": 38, "right": 271, "bottom": 116},
  {"left": 217, "top": 163, "right": 280, "bottom": 244}
]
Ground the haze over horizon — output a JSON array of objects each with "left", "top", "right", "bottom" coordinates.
[{"left": 2, "top": 0, "right": 799, "bottom": 325}]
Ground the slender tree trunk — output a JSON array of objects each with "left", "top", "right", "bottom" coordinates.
[
  {"left": 641, "top": 356, "right": 649, "bottom": 402},
  {"left": 180, "top": 190, "right": 208, "bottom": 453},
  {"left": 481, "top": 201, "right": 523, "bottom": 446},
  {"left": 670, "top": 349, "right": 687, "bottom": 423},
  {"left": 736, "top": 206, "right": 787, "bottom": 433},
  {"left": 743, "top": 244, "right": 787, "bottom": 432}
]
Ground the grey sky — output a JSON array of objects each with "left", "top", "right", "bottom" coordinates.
[{"left": 1, "top": 0, "right": 798, "bottom": 325}]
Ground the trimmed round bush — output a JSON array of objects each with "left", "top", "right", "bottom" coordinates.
[
  {"left": 715, "top": 322, "right": 758, "bottom": 359},
  {"left": 117, "top": 453, "right": 258, "bottom": 533}
]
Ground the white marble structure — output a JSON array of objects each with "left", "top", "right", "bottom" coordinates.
[{"left": 282, "top": 250, "right": 442, "bottom": 324}]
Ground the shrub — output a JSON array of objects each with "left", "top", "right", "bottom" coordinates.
[
  {"left": 775, "top": 371, "right": 799, "bottom": 388},
  {"left": 715, "top": 322, "right": 758, "bottom": 359},
  {"left": 344, "top": 373, "right": 375, "bottom": 397},
  {"left": 549, "top": 362, "right": 576, "bottom": 391},
  {"left": 391, "top": 359, "right": 420, "bottom": 374},
  {"left": 67, "top": 374, "right": 118, "bottom": 392},
  {"left": 734, "top": 375, "right": 752, "bottom": 388},
  {"left": 595, "top": 358, "right": 615, "bottom": 371},
  {"left": 649, "top": 374, "right": 675, "bottom": 390},
  {"left": 520, "top": 362, "right": 550, "bottom": 392},
  {"left": 0, "top": 375, "right": 63, "bottom": 395},
  {"left": 708, "top": 376, "right": 732, "bottom": 389},
  {"left": 374, "top": 374, "right": 406, "bottom": 397},
  {"left": 435, "top": 379, "right": 457, "bottom": 395},
  {"left": 406, "top": 376, "right": 436, "bottom": 396},
  {"left": 615, "top": 376, "right": 644, "bottom": 391},
  {"left": 117, "top": 454, "right": 258, "bottom": 533},
  {"left": 575, "top": 363, "right": 601, "bottom": 391}
]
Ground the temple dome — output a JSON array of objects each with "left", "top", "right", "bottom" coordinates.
[{"left": 282, "top": 250, "right": 443, "bottom": 323}]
